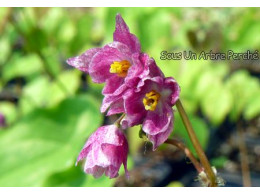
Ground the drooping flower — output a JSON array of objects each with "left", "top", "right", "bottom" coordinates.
[
  {"left": 121, "top": 76, "right": 180, "bottom": 149},
  {"left": 68, "top": 12, "right": 184, "bottom": 180},
  {"left": 76, "top": 125, "right": 129, "bottom": 179},
  {"left": 67, "top": 14, "right": 141, "bottom": 97}
]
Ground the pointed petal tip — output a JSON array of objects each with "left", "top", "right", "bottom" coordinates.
[
  {"left": 116, "top": 13, "right": 122, "bottom": 20},
  {"left": 152, "top": 145, "right": 158, "bottom": 151},
  {"left": 66, "top": 58, "right": 72, "bottom": 65},
  {"left": 75, "top": 157, "right": 82, "bottom": 166},
  {"left": 115, "top": 13, "right": 127, "bottom": 30},
  {"left": 125, "top": 171, "right": 130, "bottom": 180}
]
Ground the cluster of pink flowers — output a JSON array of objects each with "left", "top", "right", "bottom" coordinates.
[{"left": 67, "top": 14, "right": 180, "bottom": 179}]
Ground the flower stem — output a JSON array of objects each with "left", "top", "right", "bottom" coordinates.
[
  {"left": 115, "top": 113, "right": 126, "bottom": 127},
  {"left": 165, "top": 138, "right": 203, "bottom": 173},
  {"left": 238, "top": 126, "right": 251, "bottom": 187},
  {"left": 176, "top": 99, "right": 217, "bottom": 187}
]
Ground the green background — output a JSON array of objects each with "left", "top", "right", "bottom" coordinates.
[{"left": 0, "top": 7, "right": 260, "bottom": 186}]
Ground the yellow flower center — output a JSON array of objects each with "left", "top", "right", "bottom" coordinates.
[
  {"left": 143, "top": 90, "right": 160, "bottom": 111},
  {"left": 110, "top": 60, "right": 131, "bottom": 77}
]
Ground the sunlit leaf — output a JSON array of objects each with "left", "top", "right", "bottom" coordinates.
[
  {"left": 201, "top": 81, "right": 232, "bottom": 126},
  {"left": 226, "top": 70, "right": 259, "bottom": 121},
  {"left": 244, "top": 91, "right": 260, "bottom": 120},
  {"left": 167, "top": 181, "right": 184, "bottom": 187},
  {"left": 19, "top": 70, "right": 81, "bottom": 114},
  {"left": 42, "top": 165, "right": 113, "bottom": 187},
  {"left": 0, "top": 102, "right": 17, "bottom": 125},
  {"left": 210, "top": 156, "right": 228, "bottom": 168},
  {"left": 0, "top": 95, "right": 102, "bottom": 186},
  {"left": 2, "top": 54, "right": 43, "bottom": 82}
]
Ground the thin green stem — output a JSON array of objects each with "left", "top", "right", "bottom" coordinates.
[
  {"left": 165, "top": 138, "right": 203, "bottom": 173},
  {"left": 176, "top": 99, "right": 217, "bottom": 187},
  {"left": 114, "top": 113, "right": 126, "bottom": 128},
  {"left": 238, "top": 127, "right": 251, "bottom": 187}
]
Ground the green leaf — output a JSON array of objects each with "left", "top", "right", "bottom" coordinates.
[
  {"left": 42, "top": 165, "right": 114, "bottom": 187},
  {"left": 70, "top": 13, "right": 93, "bottom": 54},
  {"left": 42, "top": 165, "right": 87, "bottom": 187},
  {"left": 48, "top": 70, "right": 81, "bottom": 106},
  {"left": 140, "top": 11, "right": 172, "bottom": 51},
  {"left": 167, "top": 181, "right": 184, "bottom": 187},
  {"left": 0, "top": 34, "right": 11, "bottom": 64},
  {"left": 40, "top": 47, "right": 61, "bottom": 76},
  {"left": 43, "top": 147, "right": 134, "bottom": 187},
  {"left": 0, "top": 8, "right": 9, "bottom": 19},
  {"left": 175, "top": 60, "right": 210, "bottom": 113},
  {"left": 0, "top": 102, "right": 17, "bottom": 125},
  {"left": 224, "top": 9, "right": 260, "bottom": 51},
  {"left": 201, "top": 81, "right": 232, "bottom": 126},
  {"left": 210, "top": 156, "right": 228, "bottom": 168},
  {"left": 14, "top": 8, "right": 37, "bottom": 36},
  {"left": 41, "top": 8, "right": 66, "bottom": 35},
  {"left": 80, "top": 173, "right": 114, "bottom": 187},
  {"left": 226, "top": 70, "right": 259, "bottom": 121},
  {"left": 2, "top": 53, "right": 43, "bottom": 82},
  {"left": 0, "top": 95, "right": 102, "bottom": 186},
  {"left": 244, "top": 91, "right": 260, "bottom": 120},
  {"left": 57, "top": 19, "right": 76, "bottom": 44},
  {"left": 19, "top": 70, "right": 81, "bottom": 114}
]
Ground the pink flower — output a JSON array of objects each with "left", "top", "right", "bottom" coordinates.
[
  {"left": 76, "top": 125, "right": 129, "bottom": 179},
  {"left": 121, "top": 76, "right": 180, "bottom": 149},
  {"left": 100, "top": 53, "right": 164, "bottom": 116},
  {"left": 67, "top": 13, "right": 165, "bottom": 116},
  {"left": 67, "top": 14, "right": 141, "bottom": 96},
  {"left": 69, "top": 12, "right": 183, "bottom": 180}
]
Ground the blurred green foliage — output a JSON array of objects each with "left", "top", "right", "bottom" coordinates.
[{"left": 0, "top": 7, "right": 260, "bottom": 186}]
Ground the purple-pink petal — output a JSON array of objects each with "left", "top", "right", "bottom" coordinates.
[
  {"left": 88, "top": 42, "right": 132, "bottom": 83},
  {"left": 122, "top": 75, "right": 180, "bottom": 148},
  {"left": 76, "top": 125, "right": 128, "bottom": 179},
  {"left": 142, "top": 104, "right": 173, "bottom": 135},
  {"left": 164, "top": 77, "right": 180, "bottom": 105},
  {"left": 121, "top": 88, "right": 147, "bottom": 129},
  {"left": 147, "top": 118, "right": 173, "bottom": 150},
  {"left": 100, "top": 87, "right": 127, "bottom": 115},
  {"left": 113, "top": 14, "right": 141, "bottom": 53},
  {"left": 102, "top": 75, "right": 123, "bottom": 95},
  {"left": 106, "top": 99, "right": 125, "bottom": 116},
  {"left": 67, "top": 48, "right": 101, "bottom": 73}
]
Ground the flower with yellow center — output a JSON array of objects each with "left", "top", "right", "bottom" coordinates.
[
  {"left": 110, "top": 60, "right": 131, "bottom": 77},
  {"left": 143, "top": 90, "right": 160, "bottom": 111},
  {"left": 122, "top": 77, "right": 180, "bottom": 150}
]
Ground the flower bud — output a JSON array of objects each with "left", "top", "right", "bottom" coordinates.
[{"left": 76, "top": 125, "right": 129, "bottom": 179}]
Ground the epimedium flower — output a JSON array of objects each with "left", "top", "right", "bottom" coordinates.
[
  {"left": 69, "top": 12, "right": 182, "bottom": 179},
  {"left": 100, "top": 53, "right": 165, "bottom": 116},
  {"left": 121, "top": 76, "right": 180, "bottom": 150},
  {"left": 67, "top": 14, "right": 142, "bottom": 97},
  {"left": 68, "top": 12, "right": 216, "bottom": 185},
  {"left": 67, "top": 13, "right": 165, "bottom": 116},
  {"left": 76, "top": 125, "right": 129, "bottom": 179}
]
